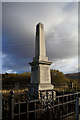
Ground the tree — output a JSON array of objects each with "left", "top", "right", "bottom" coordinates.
[{"left": 50, "top": 69, "right": 70, "bottom": 85}]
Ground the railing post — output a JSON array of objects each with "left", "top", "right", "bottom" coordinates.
[
  {"left": 52, "top": 91, "right": 54, "bottom": 119},
  {"left": 9, "top": 91, "right": 14, "bottom": 120},
  {"left": 62, "top": 93, "right": 64, "bottom": 118},
  {"left": 46, "top": 91, "right": 48, "bottom": 100},
  {"left": 40, "top": 91, "right": 42, "bottom": 100},
  {"left": 76, "top": 98, "right": 79, "bottom": 120},
  {"left": 34, "top": 101, "right": 36, "bottom": 118},
  {"left": 66, "top": 95, "right": 68, "bottom": 115},
  {"left": 26, "top": 99, "right": 29, "bottom": 120}
]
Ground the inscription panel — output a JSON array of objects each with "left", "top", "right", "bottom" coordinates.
[
  {"left": 43, "top": 67, "right": 49, "bottom": 81},
  {"left": 40, "top": 65, "right": 50, "bottom": 83}
]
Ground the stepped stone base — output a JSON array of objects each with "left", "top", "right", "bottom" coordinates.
[{"left": 39, "top": 83, "right": 54, "bottom": 90}]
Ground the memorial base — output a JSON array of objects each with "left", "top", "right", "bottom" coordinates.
[{"left": 28, "top": 84, "right": 54, "bottom": 100}]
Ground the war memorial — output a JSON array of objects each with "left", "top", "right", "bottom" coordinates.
[{"left": 28, "top": 22, "right": 54, "bottom": 99}]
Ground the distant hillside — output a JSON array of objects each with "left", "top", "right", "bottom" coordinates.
[
  {"left": 65, "top": 72, "right": 80, "bottom": 84},
  {"left": 2, "top": 71, "right": 80, "bottom": 86},
  {"left": 2, "top": 71, "right": 80, "bottom": 91},
  {"left": 2, "top": 72, "right": 31, "bottom": 86},
  {"left": 65, "top": 72, "right": 80, "bottom": 79}
]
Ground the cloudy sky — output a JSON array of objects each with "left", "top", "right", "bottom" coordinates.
[
  {"left": 2, "top": 2, "right": 78, "bottom": 74},
  {"left": 0, "top": 2, "right": 2, "bottom": 74}
]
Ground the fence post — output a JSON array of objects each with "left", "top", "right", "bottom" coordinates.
[
  {"left": 79, "top": 98, "right": 80, "bottom": 120},
  {"left": 52, "top": 91, "right": 54, "bottom": 119},
  {"left": 76, "top": 98, "right": 79, "bottom": 120},
  {"left": 9, "top": 91, "right": 14, "bottom": 120},
  {"left": 66, "top": 95, "right": 68, "bottom": 115},
  {"left": 62, "top": 93, "right": 64, "bottom": 118},
  {"left": 26, "top": 99, "right": 29, "bottom": 120}
]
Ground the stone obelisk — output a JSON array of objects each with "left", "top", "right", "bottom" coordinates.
[{"left": 29, "top": 23, "right": 54, "bottom": 98}]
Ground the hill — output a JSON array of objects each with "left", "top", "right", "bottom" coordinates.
[
  {"left": 2, "top": 70, "right": 80, "bottom": 92},
  {"left": 2, "top": 72, "right": 31, "bottom": 86},
  {"left": 65, "top": 72, "right": 80, "bottom": 84},
  {"left": 65, "top": 72, "right": 79, "bottom": 79}
]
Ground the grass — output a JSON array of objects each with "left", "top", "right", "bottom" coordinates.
[{"left": 61, "top": 114, "right": 76, "bottom": 120}]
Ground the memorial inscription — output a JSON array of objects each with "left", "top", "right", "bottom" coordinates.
[{"left": 40, "top": 66, "right": 50, "bottom": 83}]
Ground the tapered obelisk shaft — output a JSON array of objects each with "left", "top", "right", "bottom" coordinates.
[
  {"left": 35, "top": 23, "right": 46, "bottom": 58},
  {"left": 34, "top": 23, "right": 48, "bottom": 61}
]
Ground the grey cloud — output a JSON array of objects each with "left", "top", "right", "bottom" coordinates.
[
  {"left": 46, "top": 22, "right": 78, "bottom": 60},
  {"left": 2, "top": 2, "right": 78, "bottom": 73},
  {"left": 2, "top": 0, "right": 79, "bottom": 2},
  {"left": 78, "top": 2, "right": 80, "bottom": 72},
  {"left": 0, "top": 2, "right": 2, "bottom": 74},
  {"left": 2, "top": 54, "right": 31, "bottom": 73}
]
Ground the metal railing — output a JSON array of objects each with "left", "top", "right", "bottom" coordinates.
[{"left": 2, "top": 91, "right": 80, "bottom": 120}]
